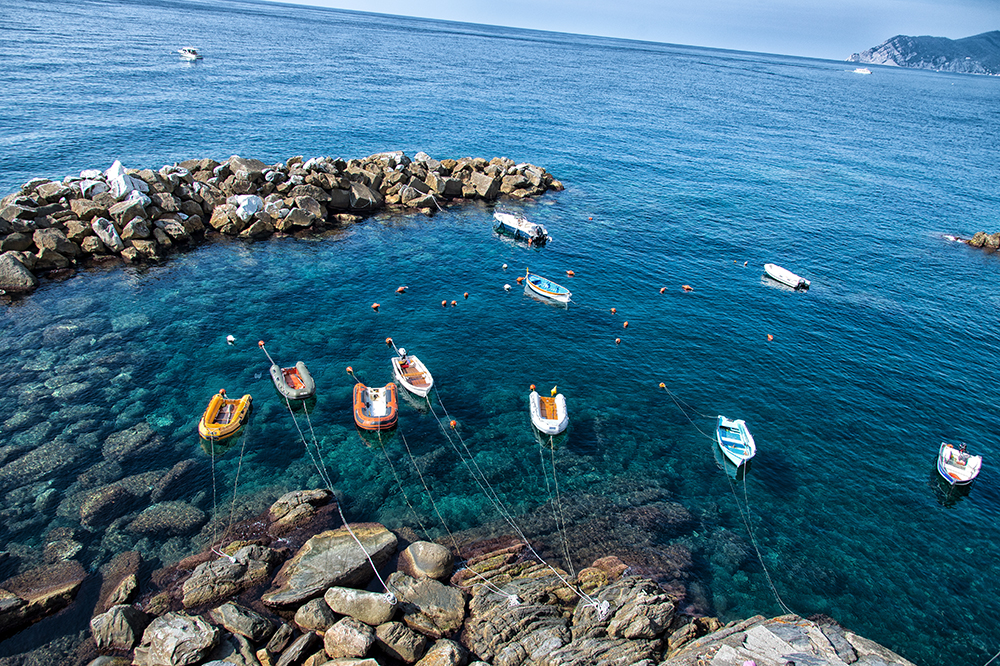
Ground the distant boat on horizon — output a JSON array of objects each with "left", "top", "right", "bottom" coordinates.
[
  {"left": 178, "top": 47, "right": 203, "bottom": 60},
  {"left": 853, "top": 67, "right": 872, "bottom": 74}
]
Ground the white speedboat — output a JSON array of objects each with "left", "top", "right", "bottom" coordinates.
[
  {"left": 853, "top": 67, "right": 871, "bottom": 75},
  {"left": 937, "top": 442, "right": 982, "bottom": 486},
  {"left": 390, "top": 348, "right": 434, "bottom": 397},
  {"left": 716, "top": 416, "right": 756, "bottom": 467},
  {"left": 493, "top": 211, "right": 549, "bottom": 245},
  {"left": 764, "top": 263, "right": 810, "bottom": 290},
  {"left": 178, "top": 47, "right": 203, "bottom": 60},
  {"left": 529, "top": 386, "right": 568, "bottom": 435}
]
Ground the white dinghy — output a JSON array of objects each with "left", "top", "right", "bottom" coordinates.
[{"left": 529, "top": 385, "right": 568, "bottom": 435}]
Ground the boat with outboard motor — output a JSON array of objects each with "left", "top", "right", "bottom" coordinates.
[
  {"left": 353, "top": 382, "right": 399, "bottom": 431},
  {"left": 715, "top": 415, "right": 756, "bottom": 467},
  {"left": 937, "top": 442, "right": 982, "bottom": 486},
  {"left": 198, "top": 389, "right": 252, "bottom": 440},
  {"left": 764, "top": 263, "right": 810, "bottom": 290},
  {"left": 178, "top": 47, "right": 203, "bottom": 60},
  {"left": 493, "top": 210, "right": 549, "bottom": 245},
  {"left": 529, "top": 385, "right": 568, "bottom": 435},
  {"left": 524, "top": 269, "right": 571, "bottom": 303},
  {"left": 390, "top": 347, "right": 433, "bottom": 397}
]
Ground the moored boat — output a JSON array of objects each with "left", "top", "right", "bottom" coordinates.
[
  {"left": 390, "top": 348, "right": 434, "bottom": 397},
  {"left": 764, "top": 263, "right": 810, "bottom": 290},
  {"left": 716, "top": 415, "right": 756, "bottom": 467},
  {"left": 198, "top": 389, "right": 252, "bottom": 440},
  {"left": 493, "top": 210, "right": 549, "bottom": 245},
  {"left": 529, "top": 385, "right": 568, "bottom": 435},
  {"left": 524, "top": 269, "right": 571, "bottom": 303},
  {"left": 853, "top": 67, "right": 871, "bottom": 74},
  {"left": 353, "top": 382, "right": 399, "bottom": 431},
  {"left": 937, "top": 442, "right": 982, "bottom": 486},
  {"left": 259, "top": 341, "right": 316, "bottom": 401},
  {"left": 178, "top": 47, "right": 203, "bottom": 60}
]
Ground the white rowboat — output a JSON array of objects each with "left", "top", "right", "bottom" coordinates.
[{"left": 716, "top": 415, "right": 756, "bottom": 467}]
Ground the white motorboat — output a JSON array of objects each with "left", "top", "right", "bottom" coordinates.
[
  {"left": 178, "top": 47, "right": 203, "bottom": 60},
  {"left": 853, "top": 67, "right": 872, "bottom": 74},
  {"left": 529, "top": 386, "right": 568, "bottom": 435},
  {"left": 390, "top": 348, "right": 434, "bottom": 397},
  {"left": 937, "top": 442, "right": 982, "bottom": 486},
  {"left": 493, "top": 211, "right": 549, "bottom": 245},
  {"left": 764, "top": 263, "right": 810, "bottom": 290},
  {"left": 716, "top": 416, "right": 756, "bottom": 467}
]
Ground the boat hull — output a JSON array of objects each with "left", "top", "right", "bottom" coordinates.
[
  {"left": 715, "top": 415, "right": 756, "bottom": 466},
  {"left": 937, "top": 442, "right": 982, "bottom": 486},
  {"left": 764, "top": 263, "right": 809, "bottom": 290},
  {"left": 529, "top": 390, "right": 568, "bottom": 435},
  {"left": 354, "top": 383, "right": 399, "bottom": 431},
  {"left": 198, "top": 393, "right": 252, "bottom": 440},
  {"left": 270, "top": 361, "right": 315, "bottom": 401},
  {"left": 391, "top": 354, "right": 433, "bottom": 397},
  {"left": 493, "top": 211, "right": 549, "bottom": 245},
  {"left": 525, "top": 272, "right": 571, "bottom": 303}
]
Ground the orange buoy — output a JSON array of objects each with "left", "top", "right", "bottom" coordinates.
[
  {"left": 219, "top": 389, "right": 226, "bottom": 396},
  {"left": 463, "top": 292, "right": 469, "bottom": 299},
  {"left": 623, "top": 321, "right": 629, "bottom": 329},
  {"left": 659, "top": 382, "right": 665, "bottom": 388},
  {"left": 615, "top": 338, "right": 621, "bottom": 345},
  {"left": 258, "top": 340, "right": 264, "bottom": 347},
  {"left": 346, "top": 366, "right": 353, "bottom": 374},
  {"left": 441, "top": 300, "right": 447, "bottom": 307},
  {"left": 682, "top": 285, "right": 693, "bottom": 292},
  {"left": 767, "top": 334, "right": 774, "bottom": 342},
  {"left": 610, "top": 307, "right": 616, "bottom": 314},
  {"left": 396, "top": 286, "right": 407, "bottom": 293},
  {"left": 588, "top": 217, "right": 593, "bottom": 220},
  {"left": 371, "top": 302, "right": 380, "bottom": 310},
  {"left": 451, "top": 300, "right": 457, "bottom": 306},
  {"left": 516, "top": 276, "right": 524, "bottom": 284},
  {"left": 530, "top": 384, "right": 536, "bottom": 391},
  {"left": 659, "top": 287, "right": 666, "bottom": 294},
  {"left": 566, "top": 270, "right": 575, "bottom": 277},
  {"left": 449, "top": 420, "right": 457, "bottom": 429},
  {"left": 385, "top": 337, "right": 393, "bottom": 346}
]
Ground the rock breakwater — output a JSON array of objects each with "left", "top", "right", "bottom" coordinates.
[{"left": 0, "top": 152, "right": 563, "bottom": 294}]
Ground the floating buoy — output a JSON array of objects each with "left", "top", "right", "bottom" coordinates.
[
  {"left": 385, "top": 337, "right": 393, "bottom": 346},
  {"left": 516, "top": 276, "right": 524, "bottom": 284},
  {"left": 463, "top": 292, "right": 469, "bottom": 299},
  {"left": 610, "top": 307, "right": 616, "bottom": 314},
  {"left": 441, "top": 300, "right": 447, "bottom": 307},
  {"left": 550, "top": 386, "right": 558, "bottom": 397},
  {"left": 588, "top": 217, "right": 593, "bottom": 220},
  {"left": 219, "top": 388, "right": 227, "bottom": 396},
  {"left": 396, "top": 286, "right": 407, "bottom": 293},
  {"left": 449, "top": 420, "right": 457, "bottom": 429},
  {"left": 659, "top": 382, "right": 665, "bottom": 388},
  {"left": 502, "top": 263, "right": 508, "bottom": 270},
  {"left": 682, "top": 285, "right": 693, "bottom": 292},
  {"left": 767, "top": 334, "right": 774, "bottom": 342},
  {"left": 623, "top": 321, "right": 629, "bottom": 329},
  {"left": 743, "top": 261, "right": 748, "bottom": 267},
  {"left": 226, "top": 335, "right": 235, "bottom": 345},
  {"left": 451, "top": 300, "right": 457, "bottom": 307},
  {"left": 504, "top": 284, "right": 511, "bottom": 291},
  {"left": 371, "top": 303, "right": 380, "bottom": 311},
  {"left": 530, "top": 384, "right": 536, "bottom": 391},
  {"left": 659, "top": 287, "right": 666, "bottom": 294},
  {"left": 258, "top": 340, "right": 264, "bottom": 348},
  {"left": 615, "top": 338, "right": 621, "bottom": 345},
  {"left": 346, "top": 366, "right": 353, "bottom": 374},
  {"left": 566, "top": 270, "right": 575, "bottom": 277}
]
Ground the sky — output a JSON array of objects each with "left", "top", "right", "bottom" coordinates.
[{"left": 263, "top": 0, "right": 999, "bottom": 60}]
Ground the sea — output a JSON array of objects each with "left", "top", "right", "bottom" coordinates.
[{"left": 2, "top": 0, "right": 999, "bottom": 664}]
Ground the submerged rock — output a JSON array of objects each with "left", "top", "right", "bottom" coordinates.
[{"left": 0, "top": 560, "right": 87, "bottom": 638}]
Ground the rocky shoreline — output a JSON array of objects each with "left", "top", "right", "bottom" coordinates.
[
  {"left": 1, "top": 487, "right": 917, "bottom": 666},
  {"left": 0, "top": 151, "right": 563, "bottom": 295}
]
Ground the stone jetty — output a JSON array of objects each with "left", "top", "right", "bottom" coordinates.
[
  {"left": 0, "top": 488, "right": 917, "bottom": 666},
  {"left": 964, "top": 231, "right": 1000, "bottom": 250},
  {"left": 0, "top": 152, "right": 563, "bottom": 294}
]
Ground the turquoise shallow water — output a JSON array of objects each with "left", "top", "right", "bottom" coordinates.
[{"left": 2, "top": 0, "right": 1000, "bottom": 663}]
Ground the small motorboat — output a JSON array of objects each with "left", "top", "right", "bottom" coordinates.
[
  {"left": 853, "top": 67, "right": 872, "bottom": 74},
  {"left": 353, "top": 383, "right": 399, "bottom": 431},
  {"left": 270, "top": 361, "right": 315, "bottom": 401},
  {"left": 716, "top": 415, "right": 756, "bottom": 467},
  {"left": 493, "top": 211, "right": 549, "bottom": 245},
  {"left": 937, "top": 442, "right": 982, "bottom": 486},
  {"left": 524, "top": 269, "right": 571, "bottom": 303},
  {"left": 529, "top": 385, "right": 568, "bottom": 435},
  {"left": 390, "top": 348, "right": 434, "bottom": 397},
  {"left": 764, "top": 263, "right": 810, "bottom": 290},
  {"left": 178, "top": 47, "right": 203, "bottom": 60},
  {"left": 198, "top": 389, "right": 252, "bottom": 440}
]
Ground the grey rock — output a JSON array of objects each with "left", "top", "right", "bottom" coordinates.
[
  {"left": 323, "top": 616, "right": 375, "bottom": 660},
  {"left": 182, "top": 545, "right": 280, "bottom": 608},
  {"left": 121, "top": 218, "right": 152, "bottom": 241},
  {"left": 91, "top": 217, "right": 124, "bottom": 252},
  {"left": 387, "top": 571, "right": 465, "bottom": 639},
  {"left": 34, "top": 247, "right": 71, "bottom": 270},
  {"left": 90, "top": 604, "right": 149, "bottom": 651},
  {"left": 348, "top": 182, "right": 383, "bottom": 211},
  {"left": 0, "top": 251, "right": 38, "bottom": 293},
  {"left": 275, "top": 631, "right": 321, "bottom": 666},
  {"left": 102, "top": 421, "right": 160, "bottom": 463},
  {"left": 266, "top": 621, "right": 295, "bottom": 653},
  {"left": 324, "top": 586, "right": 396, "bottom": 627},
  {"left": 204, "top": 632, "right": 259, "bottom": 666},
  {"left": 269, "top": 488, "right": 331, "bottom": 535},
  {"left": 468, "top": 172, "right": 500, "bottom": 200},
  {"left": 208, "top": 602, "right": 275, "bottom": 643},
  {"left": 397, "top": 542, "right": 454, "bottom": 581},
  {"left": 133, "top": 612, "right": 219, "bottom": 666},
  {"left": 375, "top": 621, "right": 429, "bottom": 664},
  {"left": 1, "top": 232, "right": 34, "bottom": 252},
  {"left": 33, "top": 228, "right": 81, "bottom": 257},
  {"left": 127, "top": 501, "right": 207, "bottom": 536},
  {"left": 108, "top": 199, "right": 146, "bottom": 225},
  {"left": 151, "top": 459, "right": 203, "bottom": 503},
  {"left": 414, "top": 639, "right": 466, "bottom": 666},
  {"left": 295, "top": 597, "right": 337, "bottom": 633}
]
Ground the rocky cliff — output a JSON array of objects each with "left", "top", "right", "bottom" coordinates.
[{"left": 848, "top": 30, "right": 1000, "bottom": 75}]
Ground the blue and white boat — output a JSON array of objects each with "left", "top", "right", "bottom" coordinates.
[
  {"left": 716, "top": 416, "right": 756, "bottom": 467},
  {"left": 493, "top": 210, "right": 549, "bottom": 245},
  {"left": 937, "top": 442, "right": 982, "bottom": 486},
  {"left": 524, "top": 269, "right": 571, "bottom": 303}
]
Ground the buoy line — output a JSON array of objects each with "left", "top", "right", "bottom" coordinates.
[
  {"left": 545, "top": 436, "right": 576, "bottom": 578},
  {"left": 658, "top": 382, "right": 716, "bottom": 441},
  {"left": 206, "top": 415, "right": 254, "bottom": 558},
  {"left": 427, "top": 391, "right": 610, "bottom": 619},
  {"left": 374, "top": 426, "right": 432, "bottom": 536}
]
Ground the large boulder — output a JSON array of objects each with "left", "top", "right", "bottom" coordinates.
[
  {"left": 91, "top": 217, "right": 124, "bottom": 252},
  {"left": 375, "top": 621, "right": 429, "bottom": 664},
  {"left": 90, "top": 604, "right": 149, "bottom": 651},
  {"left": 0, "top": 560, "right": 87, "bottom": 638},
  {"left": 33, "top": 228, "right": 81, "bottom": 257},
  {"left": 397, "top": 542, "right": 453, "bottom": 581},
  {"left": 468, "top": 172, "right": 500, "bottom": 200},
  {"left": 126, "top": 501, "right": 207, "bottom": 536},
  {"left": 207, "top": 602, "right": 275, "bottom": 643},
  {"left": 348, "top": 183, "right": 383, "bottom": 212},
  {"left": 133, "top": 612, "right": 219, "bottom": 666},
  {"left": 96, "top": 551, "right": 142, "bottom": 613},
  {"left": 182, "top": 545, "right": 280, "bottom": 608},
  {"left": 102, "top": 421, "right": 160, "bottom": 464},
  {"left": 108, "top": 199, "right": 146, "bottom": 225},
  {"left": 387, "top": 572, "right": 465, "bottom": 639},
  {"left": 262, "top": 523, "right": 397, "bottom": 608},
  {"left": 324, "top": 586, "right": 396, "bottom": 627},
  {"left": 0, "top": 252, "right": 38, "bottom": 293},
  {"left": 268, "top": 488, "right": 331, "bottom": 535},
  {"left": 294, "top": 597, "right": 337, "bottom": 633},
  {"left": 323, "top": 616, "right": 375, "bottom": 660}
]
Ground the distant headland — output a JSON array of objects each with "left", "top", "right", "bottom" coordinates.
[{"left": 847, "top": 30, "right": 1000, "bottom": 75}]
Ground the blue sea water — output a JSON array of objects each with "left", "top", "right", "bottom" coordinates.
[{"left": 2, "top": 0, "right": 1000, "bottom": 663}]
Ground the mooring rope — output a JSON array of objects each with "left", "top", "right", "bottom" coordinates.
[
  {"left": 548, "top": 438, "right": 576, "bottom": 577},
  {"left": 659, "top": 382, "right": 716, "bottom": 441}
]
